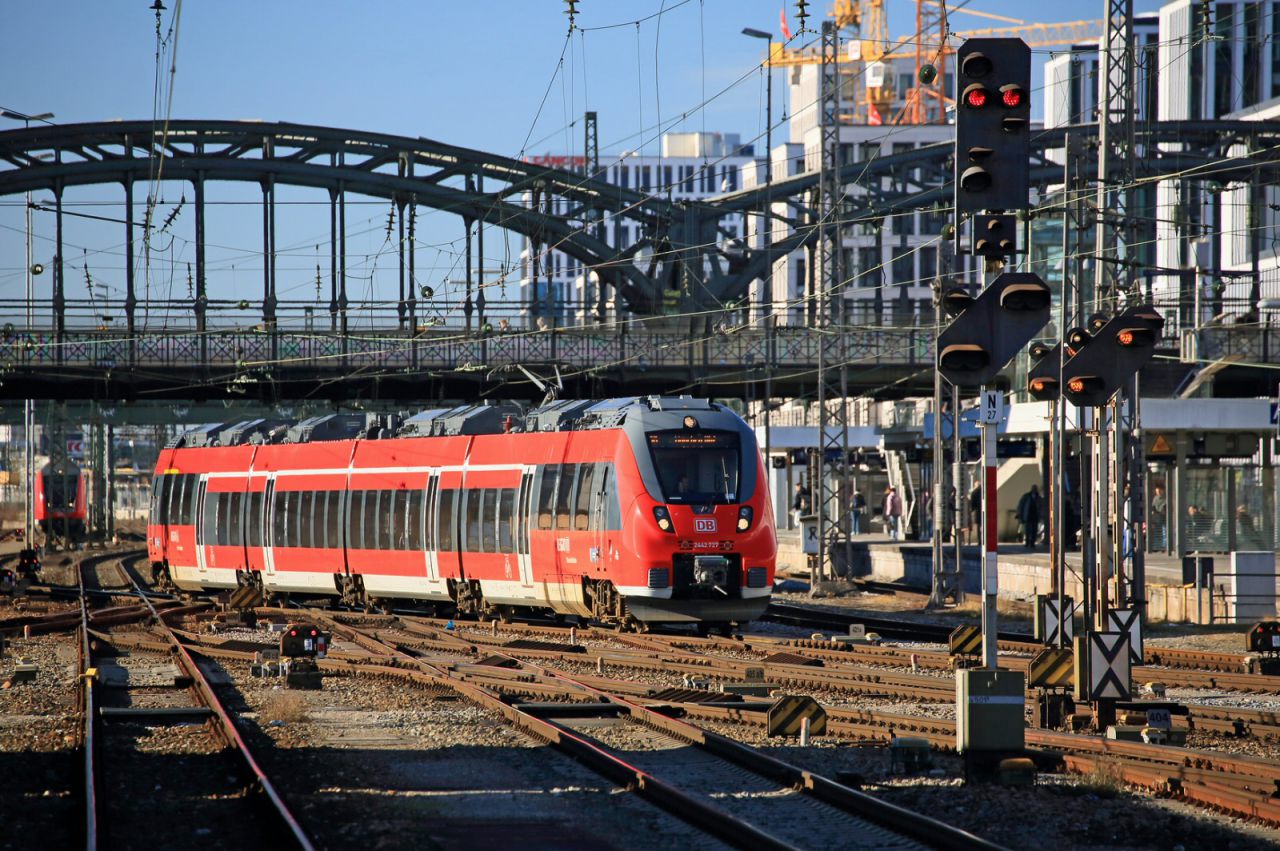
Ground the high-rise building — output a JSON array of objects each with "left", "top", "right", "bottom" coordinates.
[{"left": 518, "top": 132, "right": 758, "bottom": 326}]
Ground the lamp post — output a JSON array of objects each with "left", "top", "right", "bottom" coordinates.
[
  {"left": 743, "top": 27, "right": 776, "bottom": 522},
  {"left": 1, "top": 110, "right": 54, "bottom": 547}
]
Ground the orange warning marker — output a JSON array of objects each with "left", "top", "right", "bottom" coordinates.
[{"left": 1149, "top": 434, "right": 1172, "bottom": 454}]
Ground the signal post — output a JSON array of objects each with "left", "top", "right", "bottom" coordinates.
[{"left": 944, "top": 38, "right": 1045, "bottom": 776}]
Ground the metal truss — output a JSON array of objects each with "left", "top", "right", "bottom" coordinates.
[{"left": 814, "top": 21, "right": 852, "bottom": 586}]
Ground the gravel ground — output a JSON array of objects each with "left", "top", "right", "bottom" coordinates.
[
  {"left": 0, "top": 633, "right": 80, "bottom": 851},
  {"left": 212, "top": 661, "right": 736, "bottom": 850},
  {"left": 773, "top": 589, "right": 1037, "bottom": 634},
  {"left": 1145, "top": 625, "right": 1253, "bottom": 653},
  {"left": 694, "top": 720, "right": 1280, "bottom": 850}
]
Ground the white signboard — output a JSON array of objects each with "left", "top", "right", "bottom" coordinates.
[{"left": 980, "top": 390, "right": 1003, "bottom": 425}]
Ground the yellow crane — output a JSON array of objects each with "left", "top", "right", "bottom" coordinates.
[{"left": 764, "top": 1, "right": 1103, "bottom": 124}]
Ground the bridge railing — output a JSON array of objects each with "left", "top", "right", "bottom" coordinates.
[{"left": 0, "top": 323, "right": 936, "bottom": 375}]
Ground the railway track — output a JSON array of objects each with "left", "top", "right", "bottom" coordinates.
[
  {"left": 296, "top": 609, "right": 1000, "bottom": 850},
  {"left": 77, "top": 552, "right": 315, "bottom": 850}
]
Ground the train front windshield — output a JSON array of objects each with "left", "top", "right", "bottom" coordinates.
[
  {"left": 44, "top": 474, "right": 76, "bottom": 510},
  {"left": 647, "top": 431, "right": 741, "bottom": 504}
]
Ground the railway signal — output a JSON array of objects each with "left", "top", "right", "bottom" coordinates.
[
  {"left": 954, "top": 38, "right": 1031, "bottom": 215},
  {"left": 936, "top": 271, "right": 1051, "bottom": 387},
  {"left": 1059, "top": 305, "right": 1165, "bottom": 407}
]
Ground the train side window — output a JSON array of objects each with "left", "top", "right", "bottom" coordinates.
[
  {"left": 406, "top": 488, "right": 423, "bottom": 550},
  {"left": 323, "top": 491, "right": 340, "bottom": 550},
  {"left": 463, "top": 488, "right": 480, "bottom": 552},
  {"left": 574, "top": 464, "right": 595, "bottom": 531},
  {"left": 201, "top": 491, "right": 217, "bottom": 545},
  {"left": 555, "top": 464, "right": 578, "bottom": 531},
  {"left": 498, "top": 488, "right": 515, "bottom": 553},
  {"left": 379, "top": 489, "right": 394, "bottom": 551},
  {"left": 603, "top": 463, "right": 622, "bottom": 531},
  {"left": 271, "top": 490, "right": 287, "bottom": 548},
  {"left": 216, "top": 493, "right": 229, "bottom": 546},
  {"left": 438, "top": 489, "right": 456, "bottom": 551},
  {"left": 170, "top": 475, "right": 187, "bottom": 525},
  {"left": 151, "top": 475, "right": 166, "bottom": 524},
  {"left": 424, "top": 479, "right": 437, "bottom": 551},
  {"left": 294, "top": 492, "right": 307, "bottom": 548},
  {"left": 397, "top": 489, "right": 410, "bottom": 549},
  {"left": 245, "top": 492, "right": 259, "bottom": 547},
  {"left": 358, "top": 488, "right": 373, "bottom": 547},
  {"left": 307, "top": 491, "right": 320, "bottom": 548},
  {"left": 536, "top": 466, "right": 558, "bottom": 531},
  {"left": 479, "top": 488, "right": 496, "bottom": 553},
  {"left": 227, "top": 491, "right": 243, "bottom": 548},
  {"left": 182, "top": 474, "right": 198, "bottom": 524},
  {"left": 347, "top": 490, "right": 362, "bottom": 550}
]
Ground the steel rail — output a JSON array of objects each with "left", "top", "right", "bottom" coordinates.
[
  {"left": 301, "top": 612, "right": 806, "bottom": 851},
  {"left": 108, "top": 562, "right": 316, "bottom": 850}
]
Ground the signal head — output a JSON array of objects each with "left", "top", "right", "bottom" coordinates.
[
  {"left": 1087, "top": 312, "right": 1109, "bottom": 334},
  {"left": 1028, "top": 376, "right": 1059, "bottom": 401},
  {"left": 963, "top": 84, "right": 989, "bottom": 109},
  {"left": 1116, "top": 326, "right": 1156, "bottom": 348},
  {"left": 961, "top": 52, "right": 992, "bottom": 78},
  {"left": 1001, "top": 85, "right": 1024, "bottom": 108},
  {"left": 1065, "top": 326, "right": 1091, "bottom": 356},
  {"left": 1028, "top": 340, "right": 1053, "bottom": 361}
]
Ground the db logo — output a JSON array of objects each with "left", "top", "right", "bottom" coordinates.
[{"left": 694, "top": 518, "right": 717, "bottom": 533}]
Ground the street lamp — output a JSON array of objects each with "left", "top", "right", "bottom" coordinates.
[
  {"left": 1, "top": 109, "right": 54, "bottom": 547},
  {"left": 742, "top": 27, "right": 777, "bottom": 523}
]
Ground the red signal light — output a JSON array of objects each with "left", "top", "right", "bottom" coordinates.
[
  {"left": 1002, "top": 87, "right": 1023, "bottom": 108},
  {"left": 965, "top": 88, "right": 988, "bottom": 108},
  {"left": 310, "top": 629, "right": 318, "bottom": 636},
  {"left": 289, "top": 629, "right": 296, "bottom": 636},
  {"left": 1067, "top": 378, "right": 1086, "bottom": 394},
  {"left": 1118, "top": 330, "right": 1135, "bottom": 346}
]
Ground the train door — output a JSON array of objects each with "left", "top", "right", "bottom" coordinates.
[
  {"left": 516, "top": 466, "right": 535, "bottom": 587},
  {"left": 423, "top": 470, "right": 440, "bottom": 581},
  {"left": 590, "top": 463, "right": 609, "bottom": 569},
  {"left": 194, "top": 477, "right": 209, "bottom": 575},
  {"left": 262, "top": 476, "right": 277, "bottom": 576}
]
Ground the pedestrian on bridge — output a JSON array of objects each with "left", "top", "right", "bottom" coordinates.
[{"left": 792, "top": 483, "right": 810, "bottom": 529}]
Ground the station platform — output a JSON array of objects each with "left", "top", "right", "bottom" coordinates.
[{"left": 776, "top": 530, "right": 1279, "bottom": 624}]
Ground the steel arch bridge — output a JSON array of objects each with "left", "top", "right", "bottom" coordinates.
[{"left": 0, "top": 118, "right": 1277, "bottom": 403}]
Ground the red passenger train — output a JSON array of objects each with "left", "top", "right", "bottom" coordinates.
[
  {"left": 34, "top": 458, "right": 87, "bottom": 541},
  {"left": 147, "top": 397, "right": 776, "bottom": 628}
]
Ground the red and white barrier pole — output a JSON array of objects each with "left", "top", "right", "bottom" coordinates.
[{"left": 980, "top": 388, "right": 1000, "bottom": 670}]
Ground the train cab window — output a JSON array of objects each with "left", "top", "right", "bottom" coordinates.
[
  {"left": 536, "top": 466, "right": 559, "bottom": 531},
  {"left": 646, "top": 430, "right": 741, "bottom": 505},
  {"left": 498, "top": 488, "right": 515, "bottom": 553},
  {"left": 574, "top": 464, "right": 595, "bottom": 531},
  {"left": 438, "top": 489, "right": 457, "bottom": 551},
  {"left": 555, "top": 464, "right": 578, "bottom": 531},
  {"left": 171, "top": 474, "right": 188, "bottom": 525}
]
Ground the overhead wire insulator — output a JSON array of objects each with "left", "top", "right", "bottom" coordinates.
[
  {"left": 795, "top": 0, "right": 809, "bottom": 34},
  {"left": 565, "top": 0, "right": 577, "bottom": 31}
]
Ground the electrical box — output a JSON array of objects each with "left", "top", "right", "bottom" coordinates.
[{"left": 956, "top": 669, "right": 1025, "bottom": 753}]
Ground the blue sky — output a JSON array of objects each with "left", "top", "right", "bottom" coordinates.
[{"left": 1, "top": 0, "right": 1160, "bottom": 321}]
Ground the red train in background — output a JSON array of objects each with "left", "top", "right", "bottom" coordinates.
[
  {"left": 147, "top": 397, "right": 776, "bottom": 629},
  {"left": 34, "top": 458, "right": 87, "bottom": 541}
]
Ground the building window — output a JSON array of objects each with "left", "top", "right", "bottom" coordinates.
[
  {"left": 663, "top": 164, "right": 673, "bottom": 190},
  {"left": 1272, "top": 3, "right": 1280, "bottom": 98},
  {"left": 619, "top": 165, "right": 630, "bottom": 189},
  {"left": 858, "top": 247, "right": 881, "bottom": 285},
  {"left": 1244, "top": 2, "right": 1261, "bottom": 107},
  {"left": 891, "top": 250, "right": 915, "bottom": 287},
  {"left": 1214, "top": 5, "right": 1234, "bottom": 117},
  {"left": 918, "top": 246, "right": 938, "bottom": 283}
]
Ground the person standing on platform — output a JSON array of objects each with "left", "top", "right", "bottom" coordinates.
[
  {"left": 792, "top": 483, "right": 810, "bottom": 529},
  {"left": 851, "top": 489, "right": 866, "bottom": 535},
  {"left": 883, "top": 486, "right": 903, "bottom": 541},
  {"left": 1017, "top": 484, "right": 1041, "bottom": 550}
]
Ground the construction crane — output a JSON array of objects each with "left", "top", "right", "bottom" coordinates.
[{"left": 764, "top": 1, "right": 1103, "bottom": 124}]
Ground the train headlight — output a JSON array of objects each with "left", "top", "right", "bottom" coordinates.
[
  {"left": 652, "top": 505, "right": 674, "bottom": 533},
  {"left": 736, "top": 506, "right": 753, "bottom": 532}
]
